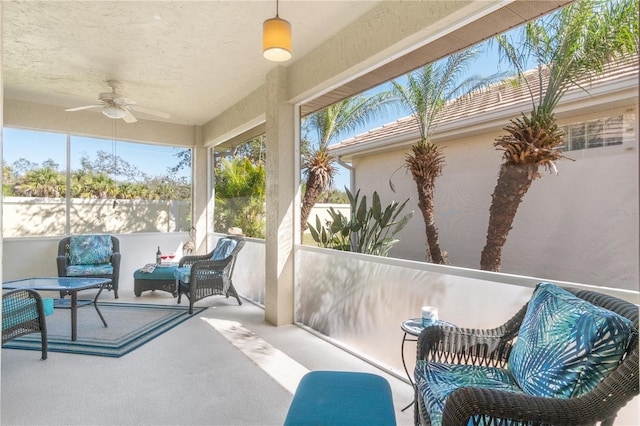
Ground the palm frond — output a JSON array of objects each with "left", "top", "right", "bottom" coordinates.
[
  {"left": 497, "top": 0, "right": 639, "bottom": 114},
  {"left": 302, "top": 92, "right": 397, "bottom": 153}
]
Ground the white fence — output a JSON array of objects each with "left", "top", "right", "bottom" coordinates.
[
  {"left": 2, "top": 197, "right": 191, "bottom": 237},
  {"left": 305, "top": 203, "right": 350, "bottom": 232}
]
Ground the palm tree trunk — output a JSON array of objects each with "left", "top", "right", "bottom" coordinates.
[
  {"left": 300, "top": 171, "right": 324, "bottom": 239},
  {"left": 480, "top": 163, "right": 536, "bottom": 271},
  {"left": 414, "top": 177, "right": 445, "bottom": 264}
]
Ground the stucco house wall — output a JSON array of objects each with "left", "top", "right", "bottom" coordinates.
[{"left": 333, "top": 64, "right": 638, "bottom": 291}]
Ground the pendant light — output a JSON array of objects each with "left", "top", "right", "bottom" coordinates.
[{"left": 263, "top": 0, "right": 292, "bottom": 62}]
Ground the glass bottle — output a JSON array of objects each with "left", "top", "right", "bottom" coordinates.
[{"left": 156, "top": 246, "right": 162, "bottom": 264}]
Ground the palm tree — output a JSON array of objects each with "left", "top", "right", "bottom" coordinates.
[
  {"left": 391, "top": 47, "right": 503, "bottom": 263},
  {"left": 114, "top": 182, "right": 138, "bottom": 200},
  {"left": 16, "top": 167, "right": 64, "bottom": 197},
  {"left": 215, "top": 156, "right": 266, "bottom": 238},
  {"left": 300, "top": 94, "right": 394, "bottom": 238},
  {"left": 3, "top": 165, "right": 16, "bottom": 196},
  {"left": 480, "top": 0, "right": 639, "bottom": 272}
]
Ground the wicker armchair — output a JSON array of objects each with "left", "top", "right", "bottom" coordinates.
[
  {"left": 176, "top": 236, "right": 245, "bottom": 314},
  {"left": 415, "top": 285, "right": 639, "bottom": 426},
  {"left": 57, "top": 235, "right": 121, "bottom": 298},
  {"left": 2, "top": 289, "right": 48, "bottom": 360}
]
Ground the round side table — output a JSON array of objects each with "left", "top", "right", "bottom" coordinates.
[{"left": 400, "top": 318, "right": 454, "bottom": 411}]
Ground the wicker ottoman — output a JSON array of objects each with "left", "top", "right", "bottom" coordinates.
[
  {"left": 133, "top": 266, "right": 177, "bottom": 297},
  {"left": 284, "top": 371, "right": 396, "bottom": 426}
]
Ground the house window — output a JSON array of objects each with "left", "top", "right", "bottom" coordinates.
[
  {"left": 2, "top": 128, "right": 192, "bottom": 237},
  {"left": 559, "top": 115, "right": 625, "bottom": 151}
]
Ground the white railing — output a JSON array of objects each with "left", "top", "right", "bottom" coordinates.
[{"left": 295, "top": 245, "right": 639, "bottom": 378}]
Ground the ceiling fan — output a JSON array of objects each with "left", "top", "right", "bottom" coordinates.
[{"left": 65, "top": 80, "right": 170, "bottom": 123}]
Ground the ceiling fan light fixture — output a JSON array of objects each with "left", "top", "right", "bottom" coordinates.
[
  {"left": 103, "top": 105, "right": 126, "bottom": 119},
  {"left": 263, "top": 0, "right": 291, "bottom": 62}
]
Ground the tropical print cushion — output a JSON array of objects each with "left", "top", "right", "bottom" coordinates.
[
  {"left": 211, "top": 238, "right": 237, "bottom": 260},
  {"left": 174, "top": 238, "right": 237, "bottom": 284},
  {"left": 69, "top": 235, "right": 112, "bottom": 265},
  {"left": 508, "top": 282, "right": 637, "bottom": 398},
  {"left": 134, "top": 266, "right": 177, "bottom": 280},
  {"left": 66, "top": 264, "right": 113, "bottom": 276},
  {"left": 174, "top": 267, "right": 223, "bottom": 284},
  {"left": 174, "top": 267, "right": 192, "bottom": 284},
  {"left": 415, "top": 361, "right": 524, "bottom": 426}
]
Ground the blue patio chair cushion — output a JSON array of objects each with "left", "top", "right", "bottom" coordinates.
[
  {"left": 508, "top": 282, "right": 637, "bottom": 399},
  {"left": 211, "top": 238, "right": 237, "bottom": 260},
  {"left": 2, "top": 297, "right": 40, "bottom": 330},
  {"left": 174, "top": 238, "right": 237, "bottom": 284},
  {"left": 174, "top": 267, "right": 223, "bottom": 284},
  {"left": 415, "top": 361, "right": 524, "bottom": 426},
  {"left": 42, "top": 298, "right": 54, "bottom": 316},
  {"left": 134, "top": 266, "right": 177, "bottom": 281},
  {"left": 174, "top": 267, "right": 191, "bottom": 283},
  {"left": 69, "top": 234, "right": 112, "bottom": 265},
  {"left": 66, "top": 263, "right": 113, "bottom": 276}
]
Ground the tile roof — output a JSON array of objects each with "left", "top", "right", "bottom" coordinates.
[{"left": 329, "top": 57, "right": 638, "bottom": 153}]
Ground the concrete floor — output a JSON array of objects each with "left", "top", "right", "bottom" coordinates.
[{"left": 1, "top": 290, "right": 415, "bottom": 425}]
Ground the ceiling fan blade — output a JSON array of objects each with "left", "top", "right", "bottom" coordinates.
[
  {"left": 65, "top": 105, "right": 102, "bottom": 112},
  {"left": 133, "top": 105, "right": 170, "bottom": 119},
  {"left": 122, "top": 108, "right": 138, "bottom": 124},
  {"left": 66, "top": 81, "right": 165, "bottom": 123}
]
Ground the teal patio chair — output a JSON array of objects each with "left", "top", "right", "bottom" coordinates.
[
  {"left": 57, "top": 235, "right": 121, "bottom": 298},
  {"left": 2, "top": 289, "right": 49, "bottom": 360},
  {"left": 175, "top": 236, "right": 245, "bottom": 313},
  {"left": 414, "top": 283, "right": 639, "bottom": 426}
]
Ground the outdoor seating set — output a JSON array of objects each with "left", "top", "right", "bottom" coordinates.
[
  {"left": 4, "top": 233, "right": 638, "bottom": 424},
  {"left": 57, "top": 233, "right": 246, "bottom": 313},
  {"left": 132, "top": 234, "right": 245, "bottom": 315},
  {"left": 3, "top": 234, "right": 120, "bottom": 355},
  {"left": 2, "top": 233, "right": 247, "bottom": 357},
  {"left": 280, "top": 282, "right": 638, "bottom": 425}
]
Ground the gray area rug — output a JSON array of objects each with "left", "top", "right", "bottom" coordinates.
[{"left": 3, "top": 302, "right": 205, "bottom": 357}]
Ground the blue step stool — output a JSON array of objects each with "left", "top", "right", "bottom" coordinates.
[{"left": 284, "top": 371, "right": 397, "bottom": 426}]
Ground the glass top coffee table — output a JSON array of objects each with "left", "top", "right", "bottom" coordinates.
[{"left": 3, "top": 277, "right": 111, "bottom": 341}]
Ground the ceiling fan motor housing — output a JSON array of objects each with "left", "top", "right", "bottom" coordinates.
[{"left": 65, "top": 79, "right": 168, "bottom": 123}]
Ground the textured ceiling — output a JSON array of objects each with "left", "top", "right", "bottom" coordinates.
[
  {"left": 2, "top": 0, "right": 381, "bottom": 126},
  {"left": 2, "top": 1, "right": 573, "bottom": 128}
]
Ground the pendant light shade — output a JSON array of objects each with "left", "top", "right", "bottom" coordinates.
[{"left": 263, "top": 1, "right": 291, "bottom": 62}]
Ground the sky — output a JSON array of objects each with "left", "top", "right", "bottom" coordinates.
[
  {"left": 3, "top": 127, "right": 190, "bottom": 180},
  {"left": 326, "top": 39, "right": 513, "bottom": 191}
]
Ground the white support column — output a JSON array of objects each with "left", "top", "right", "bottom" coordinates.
[
  {"left": 265, "top": 66, "right": 295, "bottom": 326},
  {"left": 192, "top": 125, "right": 209, "bottom": 253}
]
